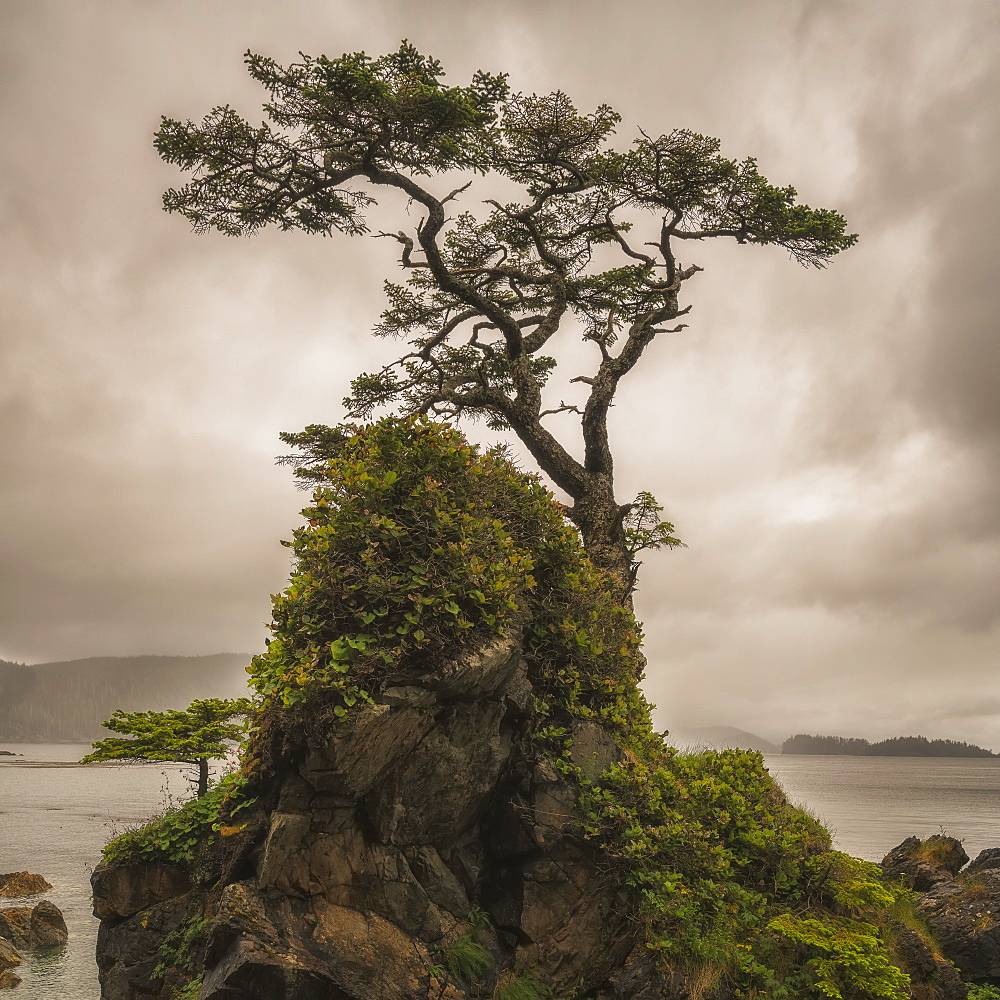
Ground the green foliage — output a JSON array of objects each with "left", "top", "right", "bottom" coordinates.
[
  {"left": 493, "top": 973, "right": 568, "bottom": 1000},
  {"left": 968, "top": 986, "right": 1000, "bottom": 1000},
  {"left": 440, "top": 907, "right": 493, "bottom": 984},
  {"left": 81, "top": 698, "right": 253, "bottom": 795},
  {"left": 579, "top": 749, "right": 828, "bottom": 974},
  {"left": 153, "top": 915, "right": 209, "bottom": 980},
  {"left": 157, "top": 42, "right": 508, "bottom": 237},
  {"left": 102, "top": 784, "right": 223, "bottom": 866},
  {"left": 251, "top": 417, "right": 566, "bottom": 708},
  {"left": 100, "top": 771, "right": 254, "bottom": 866},
  {"left": 766, "top": 914, "right": 909, "bottom": 1000},
  {"left": 173, "top": 977, "right": 204, "bottom": 1000}
]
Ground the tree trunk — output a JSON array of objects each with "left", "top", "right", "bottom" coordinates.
[
  {"left": 197, "top": 758, "right": 209, "bottom": 798},
  {"left": 569, "top": 476, "right": 633, "bottom": 606}
]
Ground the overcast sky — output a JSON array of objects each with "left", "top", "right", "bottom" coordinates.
[{"left": 2, "top": 1, "right": 998, "bottom": 746}]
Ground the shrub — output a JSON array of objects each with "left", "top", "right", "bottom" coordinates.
[
  {"left": 101, "top": 771, "right": 254, "bottom": 866},
  {"left": 249, "top": 417, "right": 554, "bottom": 710}
]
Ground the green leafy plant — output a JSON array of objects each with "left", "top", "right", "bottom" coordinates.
[
  {"left": 153, "top": 915, "right": 209, "bottom": 979},
  {"left": 493, "top": 972, "right": 566, "bottom": 1000},
  {"left": 173, "top": 977, "right": 204, "bottom": 1000},
  {"left": 767, "top": 914, "right": 909, "bottom": 1000},
  {"left": 968, "top": 986, "right": 1000, "bottom": 1000},
  {"left": 101, "top": 771, "right": 255, "bottom": 865},
  {"left": 439, "top": 907, "right": 493, "bottom": 984}
]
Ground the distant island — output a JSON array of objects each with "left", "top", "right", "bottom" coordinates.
[{"left": 782, "top": 733, "right": 997, "bottom": 758}]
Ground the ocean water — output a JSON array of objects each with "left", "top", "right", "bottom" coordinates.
[
  {"left": 1, "top": 746, "right": 998, "bottom": 998},
  {"left": 764, "top": 753, "right": 1000, "bottom": 862},
  {"left": 0, "top": 743, "right": 204, "bottom": 999}
]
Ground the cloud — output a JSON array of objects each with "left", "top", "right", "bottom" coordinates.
[{"left": 1, "top": 1, "right": 997, "bottom": 751}]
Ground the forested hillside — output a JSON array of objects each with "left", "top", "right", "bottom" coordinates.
[{"left": 0, "top": 654, "right": 250, "bottom": 742}]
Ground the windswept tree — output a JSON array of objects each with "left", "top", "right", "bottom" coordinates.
[
  {"left": 81, "top": 697, "right": 253, "bottom": 798},
  {"left": 155, "top": 42, "right": 855, "bottom": 596}
]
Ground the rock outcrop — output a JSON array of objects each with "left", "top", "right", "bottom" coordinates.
[
  {"left": 90, "top": 421, "right": 971, "bottom": 1000},
  {"left": 884, "top": 835, "right": 1000, "bottom": 985},
  {"left": 0, "top": 900, "right": 69, "bottom": 949},
  {"left": 0, "top": 872, "right": 51, "bottom": 898},
  {"left": 93, "top": 632, "right": 656, "bottom": 1000}
]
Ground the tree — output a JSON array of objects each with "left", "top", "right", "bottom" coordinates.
[
  {"left": 155, "top": 42, "right": 855, "bottom": 597},
  {"left": 80, "top": 697, "right": 253, "bottom": 798}
]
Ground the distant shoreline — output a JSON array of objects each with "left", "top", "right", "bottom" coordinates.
[{"left": 778, "top": 751, "right": 1000, "bottom": 759}]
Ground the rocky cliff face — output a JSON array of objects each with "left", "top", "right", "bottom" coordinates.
[{"left": 92, "top": 630, "right": 669, "bottom": 1000}]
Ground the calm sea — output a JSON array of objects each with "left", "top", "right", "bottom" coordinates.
[{"left": 1, "top": 745, "right": 998, "bottom": 999}]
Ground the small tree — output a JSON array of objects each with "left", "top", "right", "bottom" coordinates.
[
  {"left": 156, "top": 42, "right": 855, "bottom": 597},
  {"left": 81, "top": 697, "right": 253, "bottom": 798}
]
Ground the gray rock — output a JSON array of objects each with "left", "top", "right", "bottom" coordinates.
[
  {"left": 881, "top": 835, "right": 966, "bottom": 892},
  {"left": 884, "top": 836, "right": 1000, "bottom": 984},
  {"left": 570, "top": 719, "right": 623, "bottom": 783},
  {"left": 0, "top": 969, "right": 21, "bottom": 990},
  {"left": 0, "top": 910, "right": 29, "bottom": 950},
  {"left": 30, "top": 900, "right": 68, "bottom": 947},
  {"left": 91, "top": 628, "right": 959, "bottom": 1000},
  {"left": 967, "top": 848, "right": 1000, "bottom": 876},
  {"left": 0, "top": 901, "right": 67, "bottom": 948}
]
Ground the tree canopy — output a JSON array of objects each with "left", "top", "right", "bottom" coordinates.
[
  {"left": 81, "top": 697, "right": 252, "bottom": 797},
  {"left": 156, "top": 41, "right": 856, "bottom": 594}
]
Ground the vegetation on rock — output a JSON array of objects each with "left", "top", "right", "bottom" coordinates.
[
  {"left": 252, "top": 420, "right": 926, "bottom": 997},
  {"left": 97, "top": 420, "right": 956, "bottom": 998}
]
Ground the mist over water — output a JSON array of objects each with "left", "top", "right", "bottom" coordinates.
[{"left": 1, "top": 747, "right": 998, "bottom": 998}]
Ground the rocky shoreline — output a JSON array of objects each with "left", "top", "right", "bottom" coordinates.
[{"left": 0, "top": 872, "right": 68, "bottom": 990}]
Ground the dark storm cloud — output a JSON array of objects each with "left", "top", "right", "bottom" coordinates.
[{"left": 1, "top": 1, "right": 997, "bottom": 748}]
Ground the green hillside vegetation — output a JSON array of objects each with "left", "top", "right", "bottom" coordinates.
[
  {"left": 105, "top": 420, "right": 935, "bottom": 999},
  {"left": 0, "top": 654, "right": 250, "bottom": 742},
  {"left": 783, "top": 733, "right": 996, "bottom": 757}
]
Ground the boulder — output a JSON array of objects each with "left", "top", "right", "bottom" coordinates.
[
  {"left": 881, "top": 835, "right": 968, "bottom": 892},
  {"left": 0, "top": 970, "right": 21, "bottom": 990},
  {"left": 30, "top": 900, "right": 68, "bottom": 947},
  {"left": 0, "top": 872, "right": 51, "bottom": 898},
  {"left": 966, "top": 848, "right": 1000, "bottom": 876},
  {"left": 0, "top": 900, "right": 68, "bottom": 948},
  {"left": 93, "top": 629, "right": 964, "bottom": 1000},
  {"left": 0, "top": 909, "right": 30, "bottom": 949},
  {"left": 0, "top": 938, "right": 21, "bottom": 970}
]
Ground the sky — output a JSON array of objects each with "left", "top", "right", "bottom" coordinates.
[{"left": 2, "top": 0, "right": 998, "bottom": 746}]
